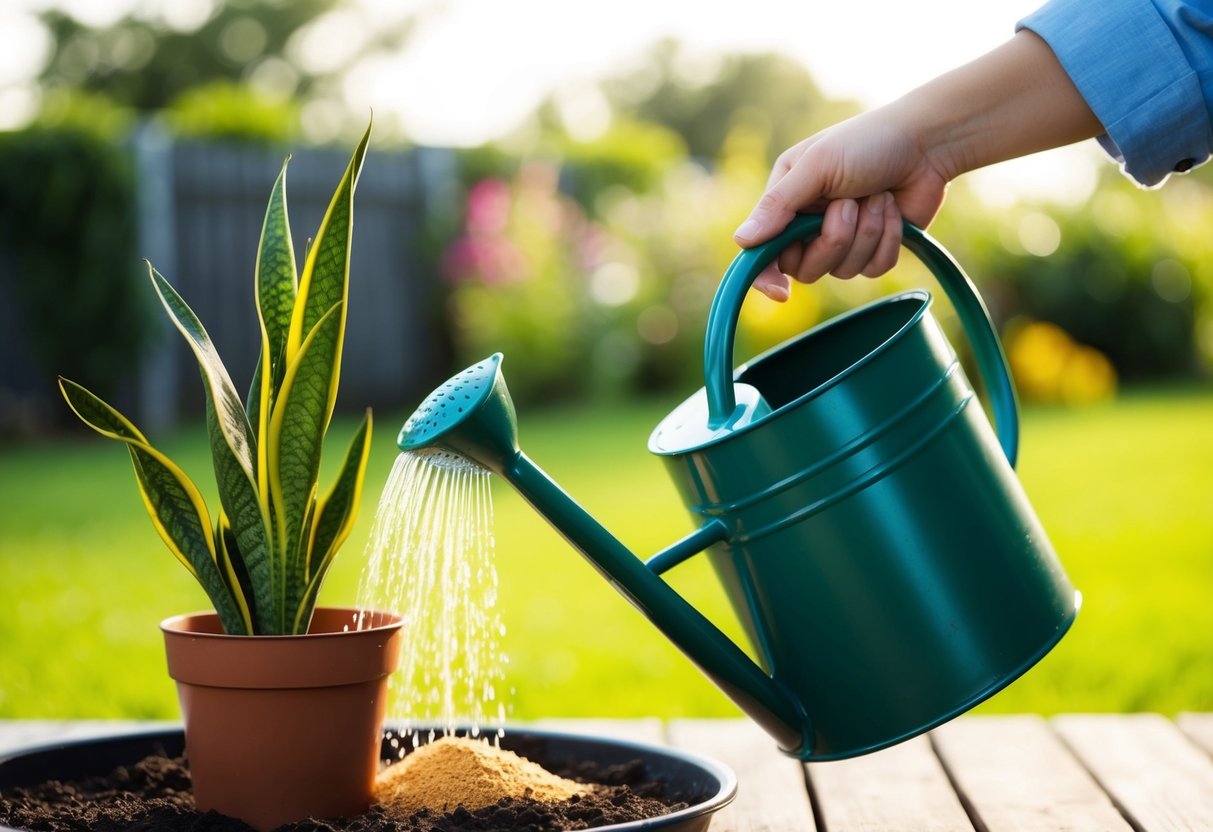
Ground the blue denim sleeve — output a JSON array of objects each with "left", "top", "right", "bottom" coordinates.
[{"left": 1018, "top": 0, "right": 1213, "bottom": 187}]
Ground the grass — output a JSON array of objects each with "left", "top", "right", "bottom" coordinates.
[{"left": 0, "top": 387, "right": 1210, "bottom": 719}]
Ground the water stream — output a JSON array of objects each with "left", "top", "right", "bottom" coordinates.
[{"left": 356, "top": 450, "right": 509, "bottom": 755}]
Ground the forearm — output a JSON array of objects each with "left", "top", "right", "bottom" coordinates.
[{"left": 899, "top": 29, "right": 1103, "bottom": 180}]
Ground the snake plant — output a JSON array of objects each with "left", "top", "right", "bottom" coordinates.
[{"left": 60, "top": 125, "right": 375, "bottom": 635}]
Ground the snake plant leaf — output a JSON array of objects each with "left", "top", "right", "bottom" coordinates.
[
  {"left": 204, "top": 393, "right": 277, "bottom": 632},
  {"left": 148, "top": 264, "right": 257, "bottom": 480},
  {"left": 128, "top": 448, "right": 250, "bottom": 635},
  {"left": 290, "top": 493, "right": 319, "bottom": 632},
  {"left": 308, "top": 409, "right": 372, "bottom": 581},
  {"left": 285, "top": 122, "right": 370, "bottom": 423},
  {"left": 59, "top": 377, "right": 146, "bottom": 443},
  {"left": 216, "top": 513, "right": 255, "bottom": 635},
  {"left": 269, "top": 302, "right": 345, "bottom": 620},
  {"left": 148, "top": 264, "right": 276, "bottom": 633},
  {"left": 247, "top": 156, "right": 298, "bottom": 442},
  {"left": 291, "top": 409, "right": 371, "bottom": 634},
  {"left": 256, "top": 156, "right": 298, "bottom": 386},
  {"left": 291, "top": 561, "right": 326, "bottom": 636},
  {"left": 59, "top": 378, "right": 249, "bottom": 635}
]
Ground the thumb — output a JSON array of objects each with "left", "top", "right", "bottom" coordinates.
[{"left": 733, "top": 165, "right": 827, "bottom": 248}]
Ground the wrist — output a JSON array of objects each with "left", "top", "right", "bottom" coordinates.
[
  {"left": 884, "top": 91, "right": 971, "bottom": 184},
  {"left": 896, "top": 30, "right": 1101, "bottom": 181}
]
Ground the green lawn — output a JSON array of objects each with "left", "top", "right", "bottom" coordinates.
[{"left": 1, "top": 388, "right": 1210, "bottom": 719}]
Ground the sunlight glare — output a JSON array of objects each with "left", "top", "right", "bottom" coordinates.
[
  {"left": 160, "top": 0, "right": 216, "bottom": 32},
  {"left": 0, "top": 12, "right": 51, "bottom": 86},
  {"left": 553, "top": 82, "right": 612, "bottom": 142},
  {"left": 290, "top": 9, "right": 369, "bottom": 76}
]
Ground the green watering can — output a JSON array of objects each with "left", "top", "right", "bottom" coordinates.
[{"left": 398, "top": 214, "right": 1080, "bottom": 761}]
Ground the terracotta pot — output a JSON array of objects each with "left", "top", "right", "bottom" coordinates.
[{"left": 161, "top": 607, "right": 403, "bottom": 832}]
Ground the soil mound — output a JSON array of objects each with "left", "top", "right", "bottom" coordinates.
[{"left": 374, "top": 736, "right": 589, "bottom": 814}]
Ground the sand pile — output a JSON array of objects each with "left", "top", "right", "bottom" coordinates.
[{"left": 374, "top": 736, "right": 591, "bottom": 816}]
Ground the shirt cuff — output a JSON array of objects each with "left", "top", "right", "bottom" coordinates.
[{"left": 1018, "top": 0, "right": 1211, "bottom": 187}]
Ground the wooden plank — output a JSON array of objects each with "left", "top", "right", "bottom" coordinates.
[
  {"left": 1177, "top": 713, "right": 1213, "bottom": 760},
  {"left": 668, "top": 718, "right": 816, "bottom": 832},
  {"left": 0, "top": 720, "right": 174, "bottom": 755},
  {"left": 1054, "top": 713, "right": 1213, "bottom": 830},
  {"left": 525, "top": 717, "right": 667, "bottom": 746},
  {"left": 807, "top": 734, "right": 973, "bottom": 832},
  {"left": 931, "top": 715, "right": 1132, "bottom": 831}
]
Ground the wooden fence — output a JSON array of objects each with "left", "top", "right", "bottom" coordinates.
[{"left": 130, "top": 124, "right": 456, "bottom": 432}]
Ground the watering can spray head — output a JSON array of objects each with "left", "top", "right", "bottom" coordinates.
[{"left": 397, "top": 353, "right": 519, "bottom": 474}]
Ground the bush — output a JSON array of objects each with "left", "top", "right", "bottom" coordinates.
[
  {"left": 968, "top": 182, "right": 1211, "bottom": 382},
  {"left": 0, "top": 126, "right": 148, "bottom": 412},
  {"left": 444, "top": 117, "right": 1213, "bottom": 404},
  {"left": 442, "top": 166, "right": 598, "bottom": 403},
  {"left": 165, "top": 81, "right": 300, "bottom": 144},
  {"left": 442, "top": 119, "right": 798, "bottom": 402},
  {"left": 554, "top": 119, "right": 687, "bottom": 214}
]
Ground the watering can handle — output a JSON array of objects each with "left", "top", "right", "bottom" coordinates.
[{"left": 705, "top": 214, "right": 1020, "bottom": 466}]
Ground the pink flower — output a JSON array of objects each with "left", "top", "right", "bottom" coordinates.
[
  {"left": 465, "top": 178, "right": 511, "bottom": 235},
  {"left": 442, "top": 236, "right": 527, "bottom": 285}
]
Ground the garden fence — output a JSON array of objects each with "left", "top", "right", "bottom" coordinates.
[{"left": 0, "top": 125, "right": 455, "bottom": 435}]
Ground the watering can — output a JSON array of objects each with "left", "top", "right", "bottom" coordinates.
[{"left": 398, "top": 214, "right": 1079, "bottom": 761}]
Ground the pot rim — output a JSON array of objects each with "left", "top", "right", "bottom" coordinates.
[
  {"left": 161, "top": 607, "right": 404, "bottom": 688},
  {"left": 160, "top": 606, "right": 402, "bottom": 640}
]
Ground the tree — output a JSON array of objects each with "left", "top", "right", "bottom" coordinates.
[
  {"left": 594, "top": 40, "right": 858, "bottom": 162},
  {"left": 35, "top": 0, "right": 409, "bottom": 114}
]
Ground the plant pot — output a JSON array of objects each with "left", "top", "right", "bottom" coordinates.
[{"left": 160, "top": 606, "right": 403, "bottom": 832}]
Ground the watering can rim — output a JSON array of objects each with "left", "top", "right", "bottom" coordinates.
[{"left": 648, "top": 288, "right": 934, "bottom": 457}]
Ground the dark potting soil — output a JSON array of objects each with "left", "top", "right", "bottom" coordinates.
[{"left": 0, "top": 751, "right": 692, "bottom": 832}]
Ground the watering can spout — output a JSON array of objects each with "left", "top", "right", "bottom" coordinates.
[{"left": 397, "top": 355, "right": 814, "bottom": 757}]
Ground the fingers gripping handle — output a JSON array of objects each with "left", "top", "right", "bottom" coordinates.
[{"left": 704, "top": 213, "right": 1021, "bottom": 466}]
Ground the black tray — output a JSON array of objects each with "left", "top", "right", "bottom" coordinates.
[{"left": 0, "top": 726, "right": 736, "bottom": 832}]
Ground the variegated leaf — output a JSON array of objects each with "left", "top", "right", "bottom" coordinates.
[
  {"left": 215, "top": 513, "right": 255, "bottom": 635},
  {"left": 256, "top": 156, "right": 298, "bottom": 386},
  {"left": 293, "top": 409, "right": 372, "bottom": 632},
  {"left": 269, "top": 302, "right": 344, "bottom": 620},
  {"left": 285, "top": 122, "right": 370, "bottom": 423},
  {"left": 59, "top": 378, "right": 249, "bottom": 634},
  {"left": 248, "top": 156, "right": 297, "bottom": 440},
  {"left": 148, "top": 264, "right": 276, "bottom": 633},
  {"left": 308, "top": 409, "right": 372, "bottom": 580}
]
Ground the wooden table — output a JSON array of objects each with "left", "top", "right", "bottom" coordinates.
[{"left": 3, "top": 715, "right": 1213, "bottom": 830}]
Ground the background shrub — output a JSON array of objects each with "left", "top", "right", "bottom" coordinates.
[{"left": 0, "top": 125, "right": 147, "bottom": 424}]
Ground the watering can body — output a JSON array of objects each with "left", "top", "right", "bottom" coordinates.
[
  {"left": 398, "top": 215, "right": 1078, "bottom": 761},
  {"left": 651, "top": 290, "right": 1076, "bottom": 759}
]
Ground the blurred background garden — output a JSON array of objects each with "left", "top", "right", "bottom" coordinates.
[{"left": 0, "top": 0, "right": 1210, "bottom": 720}]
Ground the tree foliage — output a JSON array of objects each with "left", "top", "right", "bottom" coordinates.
[
  {"left": 38, "top": 0, "right": 338, "bottom": 112},
  {"left": 594, "top": 40, "right": 858, "bottom": 162}
]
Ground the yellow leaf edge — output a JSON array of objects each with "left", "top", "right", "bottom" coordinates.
[{"left": 59, "top": 378, "right": 215, "bottom": 579}]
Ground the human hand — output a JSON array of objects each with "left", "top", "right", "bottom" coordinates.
[
  {"left": 734, "top": 105, "right": 951, "bottom": 301},
  {"left": 734, "top": 28, "right": 1105, "bottom": 302}
]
